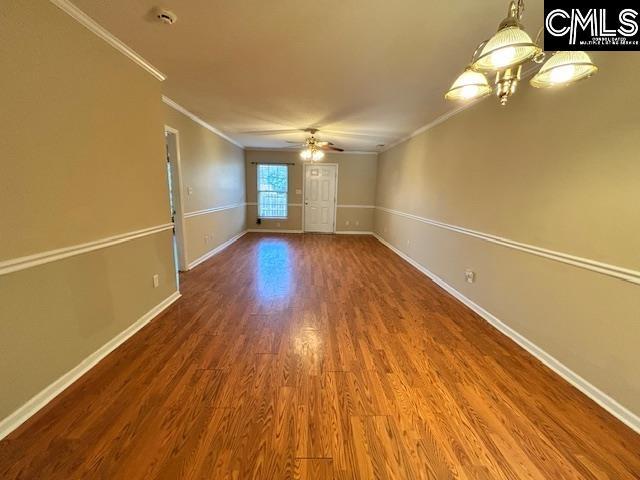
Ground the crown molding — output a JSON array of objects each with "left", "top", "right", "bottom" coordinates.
[
  {"left": 381, "top": 99, "right": 484, "bottom": 153},
  {"left": 381, "top": 64, "right": 542, "bottom": 153},
  {"left": 162, "top": 96, "right": 244, "bottom": 149},
  {"left": 49, "top": 0, "right": 165, "bottom": 81}
]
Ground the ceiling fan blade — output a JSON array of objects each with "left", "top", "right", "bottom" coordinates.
[
  {"left": 240, "top": 129, "right": 302, "bottom": 136},
  {"left": 315, "top": 141, "right": 334, "bottom": 147},
  {"left": 322, "top": 146, "right": 345, "bottom": 152},
  {"left": 321, "top": 129, "right": 387, "bottom": 139},
  {"left": 286, "top": 141, "right": 305, "bottom": 145}
]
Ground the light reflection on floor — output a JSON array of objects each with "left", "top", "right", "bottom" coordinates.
[{"left": 255, "top": 238, "right": 293, "bottom": 302}]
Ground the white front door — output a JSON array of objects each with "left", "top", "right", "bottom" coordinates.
[{"left": 304, "top": 164, "right": 337, "bottom": 233}]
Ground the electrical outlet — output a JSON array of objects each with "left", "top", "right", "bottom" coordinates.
[
  {"left": 204, "top": 234, "right": 209, "bottom": 244},
  {"left": 345, "top": 220, "right": 350, "bottom": 226},
  {"left": 153, "top": 274, "right": 160, "bottom": 288},
  {"left": 355, "top": 220, "right": 360, "bottom": 226},
  {"left": 187, "top": 186, "right": 193, "bottom": 195},
  {"left": 276, "top": 222, "right": 281, "bottom": 227},
  {"left": 465, "top": 269, "right": 476, "bottom": 283}
]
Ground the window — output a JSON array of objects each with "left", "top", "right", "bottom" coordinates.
[{"left": 257, "top": 164, "right": 288, "bottom": 218}]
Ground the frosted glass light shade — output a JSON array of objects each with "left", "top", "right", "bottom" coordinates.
[
  {"left": 300, "top": 148, "right": 312, "bottom": 160},
  {"left": 311, "top": 150, "right": 324, "bottom": 161},
  {"left": 530, "top": 51, "right": 598, "bottom": 88},
  {"left": 472, "top": 27, "right": 540, "bottom": 72},
  {"left": 445, "top": 68, "right": 492, "bottom": 101}
]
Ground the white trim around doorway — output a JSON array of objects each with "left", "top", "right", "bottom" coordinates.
[{"left": 164, "top": 126, "right": 189, "bottom": 272}]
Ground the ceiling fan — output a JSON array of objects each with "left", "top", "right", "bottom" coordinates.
[
  {"left": 239, "top": 126, "right": 389, "bottom": 158},
  {"left": 241, "top": 127, "right": 384, "bottom": 140},
  {"left": 284, "top": 128, "right": 344, "bottom": 161}
]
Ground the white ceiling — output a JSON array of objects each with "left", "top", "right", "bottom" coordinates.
[{"left": 73, "top": 0, "right": 543, "bottom": 151}]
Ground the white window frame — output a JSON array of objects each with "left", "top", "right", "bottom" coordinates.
[{"left": 257, "top": 163, "right": 289, "bottom": 219}]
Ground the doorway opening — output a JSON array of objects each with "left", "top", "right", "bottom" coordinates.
[
  {"left": 164, "top": 126, "right": 188, "bottom": 278},
  {"left": 303, "top": 163, "right": 338, "bottom": 233}
]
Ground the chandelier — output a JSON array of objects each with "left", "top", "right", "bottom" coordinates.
[{"left": 445, "top": 0, "right": 598, "bottom": 105}]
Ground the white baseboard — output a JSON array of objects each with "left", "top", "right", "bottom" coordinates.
[
  {"left": 187, "top": 230, "right": 247, "bottom": 270},
  {"left": 373, "top": 233, "right": 640, "bottom": 434},
  {"left": 246, "top": 229, "right": 304, "bottom": 234},
  {"left": 247, "top": 230, "right": 373, "bottom": 235},
  {"left": 0, "top": 290, "right": 182, "bottom": 441}
]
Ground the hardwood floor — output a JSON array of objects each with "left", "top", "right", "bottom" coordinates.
[{"left": 1, "top": 233, "right": 639, "bottom": 479}]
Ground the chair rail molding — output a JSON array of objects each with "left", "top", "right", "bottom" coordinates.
[
  {"left": 184, "top": 203, "right": 246, "bottom": 219},
  {"left": 376, "top": 206, "right": 640, "bottom": 285},
  {"left": 337, "top": 204, "right": 376, "bottom": 209},
  {"left": 0, "top": 224, "right": 174, "bottom": 276}
]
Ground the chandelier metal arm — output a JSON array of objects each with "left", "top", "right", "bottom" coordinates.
[
  {"left": 532, "top": 27, "right": 546, "bottom": 63},
  {"left": 470, "top": 40, "right": 489, "bottom": 65},
  {"left": 534, "top": 26, "right": 543, "bottom": 47},
  {"left": 444, "top": 0, "right": 598, "bottom": 104},
  {"left": 510, "top": 0, "right": 525, "bottom": 22}
]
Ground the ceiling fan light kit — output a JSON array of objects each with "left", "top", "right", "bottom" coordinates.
[
  {"left": 291, "top": 128, "right": 342, "bottom": 161},
  {"left": 446, "top": 0, "right": 598, "bottom": 105},
  {"left": 300, "top": 147, "right": 325, "bottom": 161}
]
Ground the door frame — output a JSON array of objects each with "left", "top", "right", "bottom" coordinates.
[
  {"left": 164, "top": 125, "right": 188, "bottom": 272},
  {"left": 302, "top": 162, "right": 338, "bottom": 233}
]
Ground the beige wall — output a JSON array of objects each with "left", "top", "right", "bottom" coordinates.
[
  {"left": 183, "top": 206, "right": 246, "bottom": 264},
  {"left": 374, "top": 52, "right": 640, "bottom": 416},
  {"left": 1, "top": 4, "right": 168, "bottom": 260},
  {"left": 0, "top": 2, "right": 176, "bottom": 422},
  {"left": 164, "top": 105, "right": 246, "bottom": 266},
  {"left": 245, "top": 150, "right": 377, "bottom": 232},
  {"left": 0, "top": 232, "right": 176, "bottom": 418}
]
